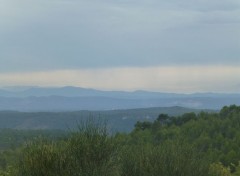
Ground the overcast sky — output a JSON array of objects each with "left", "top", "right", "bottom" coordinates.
[{"left": 0, "top": 0, "right": 240, "bottom": 92}]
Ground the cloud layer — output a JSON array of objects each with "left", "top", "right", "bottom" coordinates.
[
  {"left": 0, "top": 66, "right": 239, "bottom": 93},
  {"left": 1, "top": 0, "right": 240, "bottom": 72},
  {"left": 1, "top": 0, "right": 239, "bottom": 92}
]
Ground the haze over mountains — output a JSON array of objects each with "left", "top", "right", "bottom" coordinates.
[{"left": 0, "top": 86, "right": 239, "bottom": 111}]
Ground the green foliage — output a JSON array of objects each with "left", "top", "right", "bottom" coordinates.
[
  {"left": 16, "top": 119, "right": 119, "bottom": 176},
  {"left": 0, "top": 105, "right": 240, "bottom": 175},
  {"left": 0, "top": 166, "right": 17, "bottom": 176},
  {"left": 220, "top": 105, "right": 240, "bottom": 118},
  {"left": 0, "top": 129, "right": 66, "bottom": 150},
  {"left": 130, "top": 105, "right": 240, "bottom": 175},
  {"left": 232, "top": 162, "right": 240, "bottom": 176},
  {"left": 208, "top": 162, "right": 231, "bottom": 176},
  {"left": 0, "top": 107, "right": 202, "bottom": 133},
  {"left": 65, "top": 119, "right": 119, "bottom": 176},
  {"left": 134, "top": 121, "right": 152, "bottom": 131},
  {"left": 157, "top": 113, "right": 169, "bottom": 122},
  {"left": 18, "top": 139, "right": 67, "bottom": 176},
  {"left": 121, "top": 141, "right": 209, "bottom": 176}
]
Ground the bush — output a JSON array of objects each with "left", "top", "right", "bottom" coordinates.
[
  {"left": 120, "top": 140, "right": 209, "bottom": 176},
  {"left": 66, "top": 119, "right": 119, "bottom": 176},
  {"left": 208, "top": 162, "right": 231, "bottom": 176},
  {"left": 17, "top": 139, "right": 67, "bottom": 176},
  {"left": 17, "top": 119, "right": 119, "bottom": 176}
]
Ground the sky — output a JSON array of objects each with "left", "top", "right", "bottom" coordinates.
[{"left": 0, "top": 0, "right": 240, "bottom": 92}]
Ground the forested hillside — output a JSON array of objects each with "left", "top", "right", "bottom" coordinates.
[
  {"left": 0, "top": 106, "right": 207, "bottom": 132},
  {"left": 0, "top": 105, "right": 240, "bottom": 175}
]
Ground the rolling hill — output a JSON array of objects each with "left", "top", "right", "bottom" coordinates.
[{"left": 0, "top": 106, "right": 213, "bottom": 132}]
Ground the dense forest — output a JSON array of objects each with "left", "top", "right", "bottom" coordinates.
[
  {"left": 0, "top": 106, "right": 207, "bottom": 132},
  {"left": 0, "top": 105, "right": 240, "bottom": 175}
]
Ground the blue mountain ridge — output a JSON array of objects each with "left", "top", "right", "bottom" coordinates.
[{"left": 0, "top": 86, "right": 239, "bottom": 111}]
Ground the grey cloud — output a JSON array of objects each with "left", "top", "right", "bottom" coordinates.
[
  {"left": 198, "top": 10, "right": 240, "bottom": 24},
  {"left": 0, "top": 0, "right": 239, "bottom": 72}
]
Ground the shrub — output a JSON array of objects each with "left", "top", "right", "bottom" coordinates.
[
  {"left": 120, "top": 140, "right": 209, "bottom": 176},
  {"left": 16, "top": 119, "right": 119, "bottom": 176}
]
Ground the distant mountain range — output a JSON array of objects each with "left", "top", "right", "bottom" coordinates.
[{"left": 0, "top": 86, "right": 239, "bottom": 111}]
